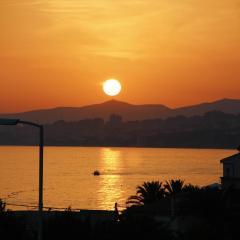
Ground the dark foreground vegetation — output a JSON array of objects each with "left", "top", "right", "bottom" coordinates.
[
  {"left": 1, "top": 179, "right": 240, "bottom": 240},
  {"left": 0, "top": 110, "right": 240, "bottom": 148}
]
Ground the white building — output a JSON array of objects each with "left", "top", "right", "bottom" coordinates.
[{"left": 220, "top": 152, "right": 240, "bottom": 189}]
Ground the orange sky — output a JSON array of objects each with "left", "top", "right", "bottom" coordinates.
[{"left": 0, "top": 0, "right": 240, "bottom": 113}]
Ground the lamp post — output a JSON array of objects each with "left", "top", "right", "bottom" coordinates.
[{"left": 0, "top": 118, "right": 44, "bottom": 240}]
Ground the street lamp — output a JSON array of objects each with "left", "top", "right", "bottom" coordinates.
[{"left": 0, "top": 118, "right": 44, "bottom": 240}]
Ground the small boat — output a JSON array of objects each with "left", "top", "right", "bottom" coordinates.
[{"left": 93, "top": 170, "right": 100, "bottom": 176}]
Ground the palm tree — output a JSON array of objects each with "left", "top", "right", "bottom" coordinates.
[
  {"left": 164, "top": 179, "right": 185, "bottom": 196},
  {"left": 126, "top": 181, "right": 165, "bottom": 207},
  {"left": 164, "top": 179, "right": 185, "bottom": 217}
]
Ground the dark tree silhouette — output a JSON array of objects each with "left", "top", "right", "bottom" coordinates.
[
  {"left": 126, "top": 181, "right": 165, "bottom": 206},
  {"left": 164, "top": 179, "right": 185, "bottom": 217},
  {"left": 183, "top": 183, "right": 201, "bottom": 193},
  {"left": 164, "top": 179, "right": 185, "bottom": 196}
]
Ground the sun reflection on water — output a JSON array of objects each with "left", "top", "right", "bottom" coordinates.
[{"left": 96, "top": 148, "right": 125, "bottom": 210}]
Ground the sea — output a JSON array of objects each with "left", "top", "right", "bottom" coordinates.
[{"left": 0, "top": 146, "right": 235, "bottom": 211}]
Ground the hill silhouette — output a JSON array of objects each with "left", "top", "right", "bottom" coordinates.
[
  {"left": 174, "top": 98, "right": 240, "bottom": 117},
  {"left": 0, "top": 98, "right": 240, "bottom": 124}
]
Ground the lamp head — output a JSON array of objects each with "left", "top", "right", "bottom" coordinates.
[{"left": 0, "top": 118, "right": 20, "bottom": 125}]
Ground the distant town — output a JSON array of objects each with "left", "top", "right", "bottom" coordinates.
[{"left": 0, "top": 110, "right": 239, "bottom": 149}]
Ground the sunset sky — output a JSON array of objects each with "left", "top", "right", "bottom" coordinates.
[{"left": 1, "top": 0, "right": 240, "bottom": 113}]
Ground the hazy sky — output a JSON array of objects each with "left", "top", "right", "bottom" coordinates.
[{"left": 1, "top": 0, "right": 240, "bottom": 112}]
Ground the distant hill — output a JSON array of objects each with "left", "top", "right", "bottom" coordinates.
[
  {"left": 174, "top": 99, "right": 240, "bottom": 117},
  {"left": 0, "top": 99, "right": 240, "bottom": 124}
]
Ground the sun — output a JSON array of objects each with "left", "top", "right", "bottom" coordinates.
[{"left": 103, "top": 79, "right": 121, "bottom": 96}]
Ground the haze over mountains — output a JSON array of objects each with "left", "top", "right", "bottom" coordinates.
[{"left": 0, "top": 98, "right": 240, "bottom": 124}]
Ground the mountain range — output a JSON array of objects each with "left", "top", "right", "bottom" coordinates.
[{"left": 0, "top": 98, "right": 240, "bottom": 124}]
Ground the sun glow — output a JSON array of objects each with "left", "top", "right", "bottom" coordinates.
[{"left": 103, "top": 79, "right": 121, "bottom": 96}]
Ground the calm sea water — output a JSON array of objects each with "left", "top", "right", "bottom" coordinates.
[{"left": 0, "top": 146, "right": 235, "bottom": 211}]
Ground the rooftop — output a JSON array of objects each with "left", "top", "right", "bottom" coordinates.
[{"left": 220, "top": 153, "right": 240, "bottom": 163}]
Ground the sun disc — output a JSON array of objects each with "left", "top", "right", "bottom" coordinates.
[{"left": 103, "top": 79, "right": 121, "bottom": 96}]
